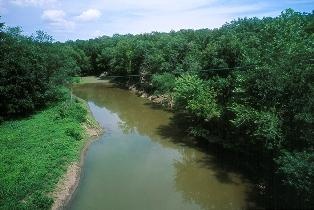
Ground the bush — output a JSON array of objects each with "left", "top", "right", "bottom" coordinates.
[
  {"left": 57, "top": 101, "right": 87, "bottom": 123},
  {"left": 0, "top": 29, "right": 79, "bottom": 119},
  {"left": 0, "top": 102, "right": 87, "bottom": 209},
  {"left": 276, "top": 151, "right": 314, "bottom": 208},
  {"left": 152, "top": 72, "right": 176, "bottom": 94},
  {"left": 229, "top": 104, "right": 282, "bottom": 150},
  {"left": 174, "top": 74, "right": 221, "bottom": 120},
  {"left": 174, "top": 74, "right": 205, "bottom": 109},
  {"left": 66, "top": 124, "right": 83, "bottom": 141}
]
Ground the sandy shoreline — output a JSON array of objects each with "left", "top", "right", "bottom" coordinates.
[{"left": 51, "top": 100, "right": 103, "bottom": 210}]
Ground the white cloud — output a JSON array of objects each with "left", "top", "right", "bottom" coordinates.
[
  {"left": 97, "top": 1, "right": 268, "bottom": 36},
  {"left": 42, "top": 9, "right": 75, "bottom": 31},
  {"left": 91, "top": 30, "right": 103, "bottom": 38},
  {"left": 76, "top": 9, "right": 101, "bottom": 22},
  {"left": 101, "top": 8, "right": 227, "bottom": 36},
  {"left": 0, "top": 0, "right": 7, "bottom": 14},
  {"left": 92, "top": 0, "right": 217, "bottom": 12},
  {"left": 5, "top": 0, "right": 286, "bottom": 41},
  {"left": 10, "top": 0, "right": 59, "bottom": 7},
  {"left": 42, "top": 9, "right": 65, "bottom": 21}
]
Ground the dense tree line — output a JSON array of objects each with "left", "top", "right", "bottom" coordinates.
[
  {"left": 65, "top": 9, "right": 313, "bottom": 209},
  {"left": 1, "top": 9, "right": 313, "bottom": 209},
  {"left": 0, "top": 18, "right": 93, "bottom": 209},
  {"left": 0, "top": 21, "right": 81, "bottom": 120}
]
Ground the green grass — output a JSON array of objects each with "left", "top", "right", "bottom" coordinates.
[
  {"left": 78, "top": 76, "right": 110, "bottom": 84},
  {"left": 0, "top": 100, "right": 89, "bottom": 210}
]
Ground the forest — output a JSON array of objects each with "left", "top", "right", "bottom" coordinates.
[
  {"left": 0, "top": 9, "right": 313, "bottom": 209},
  {"left": 65, "top": 9, "right": 313, "bottom": 208},
  {"left": 0, "top": 17, "right": 93, "bottom": 209}
]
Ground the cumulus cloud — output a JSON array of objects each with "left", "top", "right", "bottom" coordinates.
[
  {"left": 10, "top": 0, "right": 59, "bottom": 7},
  {"left": 76, "top": 9, "right": 101, "bottom": 22},
  {"left": 0, "top": 0, "right": 7, "bottom": 14},
  {"left": 42, "top": 9, "right": 75, "bottom": 31},
  {"left": 42, "top": 9, "right": 65, "bottom": 21},
  {"left": 40, "top": 8, "right": 101, "bottom": 36},
  {"left": 93, "top": 0, "right": 216, "bottom": 12},
  {"left": 6, "top": 0, "right": 310, "bottom": 41},
  {"left": 97, "top": 1, "right": 269, "bottom": 36}
]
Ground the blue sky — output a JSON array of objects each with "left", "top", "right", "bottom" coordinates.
[{"left": 0, "top": 0, "right": 313, "bottom": 41}]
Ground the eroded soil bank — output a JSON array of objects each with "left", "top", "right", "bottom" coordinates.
[
  {"left": 51, "top": 99, "right": 103, "bottom": 210},
  {"left": 66, "top": 81, "right": 257, "bottom": 210}
]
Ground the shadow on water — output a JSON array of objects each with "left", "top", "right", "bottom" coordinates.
[
  {"left": 143, "top": 102, "right": 170, "bottom": 111},
  {"left": 72, "top": 83, "right": 267, "bottom": 210},
  {"left": 156, "top": 112, "right": 267, "bottom": 209}
]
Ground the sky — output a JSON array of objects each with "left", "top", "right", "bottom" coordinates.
[{"left": 0, "top": 0, "right": 313, "bottom": 41}]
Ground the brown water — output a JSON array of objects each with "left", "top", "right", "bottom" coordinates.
[{"left": 68, "top": 82, "right": 253, "bottom": 210}]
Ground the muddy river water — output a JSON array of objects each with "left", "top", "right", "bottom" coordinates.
[{"left": 68, "top": 82, "right": 254, "bottom": 210}]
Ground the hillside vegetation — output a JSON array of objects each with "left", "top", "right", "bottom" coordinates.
[
  {"left": 0, "top": 9, "right": 313, "bottom": 209},
  {"left": 0, "top": 101, "right": 87, "bottom": 209},
  {"left": 0, "top": 18, "right": 91, "bottom": 209},
  {"left": 65, "top": 9, "right": 314, "bottom": 209}
]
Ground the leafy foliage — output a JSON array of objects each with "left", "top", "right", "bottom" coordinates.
[
  {"left": 276, "top": 151, "right": 314, "bottom": 207},
  {"left": 1, "top": 10, "right": 313, "bottom": 209},
  {"left": 64, "top": 9, "right": 313, "bottom": 208},
  {"left": 229, "top": 103, "right": 282, "bottom": 150},
  {"left": 151, "top": 72, "right": 176, "bottom": 94},
  {"left": 0, "top": 18, "right": 92, "bottom": 210},
  {"left": 0, "top": 27, "right": 80, "bottom": 120},
  {"left": 0, "top": 101, "right": 87, "bottom": 210},
  {"left": 174, "top": 74, "right": 221, "bottom": 120}
]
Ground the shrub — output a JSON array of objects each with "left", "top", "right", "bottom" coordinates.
[
  {"left": 151, "top": 72, "right": 176, "bottom": 94},
  {"left": 229, "top": 103, "right": 282, "bottom": 150},
  {"left": 174, "top": 74, "right": 221, "bottom": 120},
  {"left": 276, "top": 151, "right": 314, "bottom": 208}
]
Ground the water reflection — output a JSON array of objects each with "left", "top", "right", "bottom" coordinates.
[
  {"left": 173, "top": 149, "right": 249, "bottom": 210},
  {"left": 69, "top": 83, "right": 254, "bottom": 210},
  {"left": 73, "top": 83, "right": 174, "bottom": 148}
]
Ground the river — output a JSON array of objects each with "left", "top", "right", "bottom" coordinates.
[{"left": 68, "top": 82, "right": 254, "bottom": 210}]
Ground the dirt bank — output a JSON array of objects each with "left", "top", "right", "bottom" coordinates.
[
  {"left": 51, "top": 100, "right": 103, "bottom": 210},
  {"left": 128, "top": 84, "right": 174, "bottom": 109}
]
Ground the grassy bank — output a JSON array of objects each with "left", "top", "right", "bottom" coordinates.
[
  {"left": 77, "top": 76, "right": 109, "bottom": 84},
  {"left": 0, "top": 99, "right": 100, "bottom": 210}
]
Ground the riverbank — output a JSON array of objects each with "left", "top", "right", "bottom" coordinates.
[
  {"left": 79, "top": 76, "right": 174, "bottom": 109},
  {"left": 0, "top": 99, "right": 102, "bottom": 210},
  {"left": 80, "top": 77, "right": 271, "bottom": 207},
  {"left": 51, "top": 98, "right": 103, "bottom": 210},
  {"left": 67, "top": 81, "right": 257, "bottom": 210},
  {"left": 78, "top": 76, "right": 110, "bottom": 84},
  {"left": 128, "top": 84, "right": 174, "bottom": 109}
]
